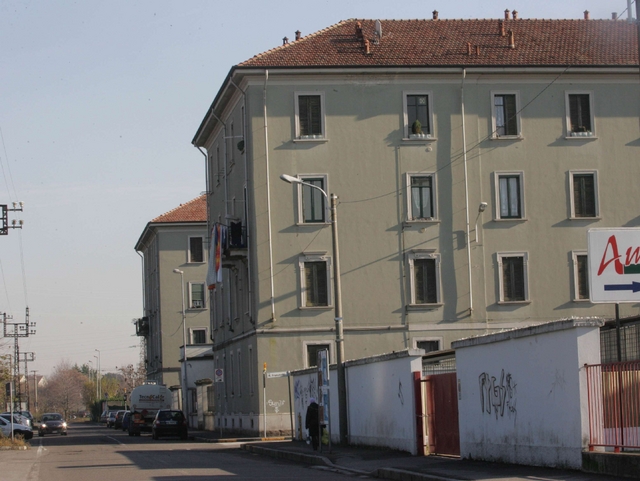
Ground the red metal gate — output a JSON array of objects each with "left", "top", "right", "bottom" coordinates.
[{"left": 424, "top": 372, "right": 460, "bottom": 455}]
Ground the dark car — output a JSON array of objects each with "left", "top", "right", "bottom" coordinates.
[
  {"left": 38, "top": 413, "right": 67, "bottom": 436},
  {"left": 121, "top": 411, "right": 132, "bottom": 431},
  {"left": 114, "top": 410, "right": 127, "bottom": 429},
  {"left": 106, "top": 411, "right": 118, "bottom": 428},
  {"left": 151, "top": 410, "right": 188, "bottom": 440}
]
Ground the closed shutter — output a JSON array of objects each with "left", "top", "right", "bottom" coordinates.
[
  {"left": 415, "top": 258, "right": 437, "bottom": 304},
  {"left": 504, "top": 95, "right": 518, "bottom": 135},
  {"left": 573, "top": 174, "right": 596, "bottom": 217},
  {"left": 503, "top": 257, "right": 525, "bottom": 301},
  {"left": 299, "top": 95, "right": 322, "bottom": 136},
  {"left": 305, "top": 261, "right": 328, "bottom": 306}
]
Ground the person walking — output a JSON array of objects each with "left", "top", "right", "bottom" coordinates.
[{"left": 305, "top": 398, "right": 319, "bottom": 450}]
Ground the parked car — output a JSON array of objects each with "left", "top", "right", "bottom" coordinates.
[
  {"left": 1, "top": 413, "right": 31, "bottom": 428},
  {"left": 99, "top": 410, "right": 109, "bottom": 423},
  {"left": 121, "top": 411, "right": 132, "bottom": 432},
  {"left": 114, "top": 410, "right": 127, "bottom": 430},
  {"left": 0, "top": 416, "right": 33, "bottom": 439},
  {"left": 38, "top": 413, "right": 67, "bottom": 436},
  {"left": 18, "top": 411, "right": 33, "bottom": 426},
  {"left": 151, "top": 410, "right": 188, "bottom": 440},
  {"left": 106, "top": 411, "right": 118, "bottom": 428}
]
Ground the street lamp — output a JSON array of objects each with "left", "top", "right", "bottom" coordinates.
[
  {"left": 173, "top": 269, "right": 189, "bottom": 420},
  {"left": 280, "top": 174, "right": 348, "bottom": 445},
  {"left": 94, "top": 349, "right": 101, "bottom": 399}
]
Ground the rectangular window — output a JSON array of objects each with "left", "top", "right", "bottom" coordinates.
[
  {"left": 408, "top": 251, "right": 441, "bottom": 306},
  {"left": 189, "top": 283, "right": 206, "bottom": 309},
  {"left": 408, "top": 174, "right": 436, "bottom": 220},
  {"left": 566, "top": 92, "right": 594, "bottom": 136},
  {"left": 190, "top": 328, "right": 207, "bottom": 344},
  {"left": 299, "top": 253, "right": 331, "bottom": 308},
  {"left": 495, "top": 172, "right": 524, "bottom": 219},
  {"left": 300, "top": 176, "right": 326, "bottom": 223},
  {"left": 498, "top": 253, "right": 528, "bottom": 302},
  {"left": 492, "top": 92, "right": 520, "bottom": 138},
  {"left": 404, "top": 92, "right": 433, "bottom": 138},
  {"left": 570, "top": 171, "right": 598, "bottom": 218},
  {"left": 189, "top": 237, "right": 204, "bottom": 263},
  {"left": 306, "top": 343, "right": 330, "bottom": 368},
  {"left": 416, "top": 339, "right": 441, "bottom": 353},
  {"left": 573, "top": 252, "right": 590, "bottom": 301},
  {"left": 216, "top": 145, "right": 221, "bottom": 185},
  {"left": 295, "top": 92, "right": 325, "bottom": 138}
]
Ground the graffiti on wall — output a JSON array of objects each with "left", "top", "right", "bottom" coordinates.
[
  {"left": 268, "top": 399, "right": 286, "bottom": 413},
  {"left": 294, "top": 375, "right": 317, "bottom": 410},
  {"left": 479, "top": 369, "right": 517, "bottom": 419}
]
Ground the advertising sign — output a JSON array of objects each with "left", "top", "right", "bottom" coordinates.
[
  {"left": 588, "top": 228, "right": 640, "bottom": 303},
  {"left": 317, "top": 350, "right": 330, "bottom": 427}
]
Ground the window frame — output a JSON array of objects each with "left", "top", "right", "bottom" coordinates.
[
  {"left": 407, "top": 250, "right": 442, "bottom": 308},
  {"left": 413, "top": 338, "right": 443, "bottom": 353},
  {"left": 188, "top": 282, "right": 206, "bottom": 310},
  {"left": 565, "top": 91, "right": 596, "bottom": 138},
  {"left": 188, "top": 236, "right": 205, "bottom": 263},
  {"left": 403, "top": 91, "right": 435, "bottom": 140},
  {"left": 569, "top": 170, "right": 599, "bottom": 219},
  {"left": 490, "top": 91, "right": 522, "bottom": 139},
  {"left": 298, "top": 252, "right": 332, "bottom": 309},
  {"left": 303, "top": 341, "right": 334, "bottom": 368},
  {"left": 294, "top": 174, "right": 330, "bottom": 225},
  {"left": 406, "top": 172, "right": 438, "bottom": 222},
  {"left": 497, "top": 252, "right": 530, "bottom": 304},
  {"left": 571, "top": 250, "right": 591, "bottom": 302},
  {"left": 294, "top": 92, "right": 326, "bottom": 140},
  {"left": 189, "top": 327, "right": 208, "bottom": 344},
  {"left": 493, "top": 171, "right": 525, "bottom": 220}
]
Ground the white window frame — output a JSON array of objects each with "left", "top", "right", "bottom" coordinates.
[
  {"left": 413, "top": 337, "right": 443, "bottom": 353},
  {"left": 497, "top": 252, "right": 530, "bottom": 304},
  {"left": 407, "top": 250, "right": 442, "bottom": 307},
  {"left": 294, "top": 174, "right": 330, "bottom": 225},
  {"left": 298, "top": 252, "right": 332, "bottom": 309},
  {"left": 188, "top": 282, "right": 206, "bottom": 310},
  {"left": 406, "top": 172, "right": 438, "bottom": 222},
  {"left": 188, "top": 236, "right": 205, "bottom": 263},
  {"left": 572, "top": 250, "right": 591, "bottom": 302},
  {"left": 303, "top": 341, "right": 334, "bottom": 368},
  {"left": 569, "top": 170, "right": 599, "bottom": 219},
  {"left": 189, "top": 327, "right": 208, "bottom": 344},
  {"left": 491, "top": 90, "right": 522, "bottom": 139},
  {"left": 294, "top": 91, "right": 326, "bottom": 140},
  {"left": 403, "top": 91, "right": 435, "bottom": 139},
  {"left": 493, "top": 171, "right": 525, "bottom": 220},
  {"left": 565, "top": 90, "right": 596, "bottom": 138}
]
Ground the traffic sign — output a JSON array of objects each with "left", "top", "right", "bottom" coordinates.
[
  {"left": 266, "top": 371, "right": 289, "bottom": 379},
  {"left": 588, "top": 228, "right": 640, "bottom": 303},
  {"left": 214, "top": 368, "right": 224, "bottom": 383}
]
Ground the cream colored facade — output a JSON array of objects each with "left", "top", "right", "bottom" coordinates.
[{"left": 194, "top": 51, "right": 640, "bottom": 435}]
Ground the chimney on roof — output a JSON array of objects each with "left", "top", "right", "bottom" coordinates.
[
  {"left": 363, "top": 38, "right": 371, "bottom": 54},
  {"left": 512, "top": 10, "right": 518, "bottom": 20},
  {"left": 295, "top": 30, "right": 301, "bottom": 41},
  {"left": 499, "top": 20, "right": 505, "bottom": 36},
  {"left": 583, "top": 11, "right": 589, "bottom": 20},
  {"left": 356, "top": 21, "right": 363, "bottom": 39},
  {"left": 433, "top": 10, "right": 438, "bottom": 20},
  {"left": 508, "top": 30, "right": 515, "bottom": 49},
  {"left": 612, "top": 12, "right": 618, "bottom": 20},
  {"left": 283, "top": 37, "right": 289, "bottom": 45},
  {"left": 504, "top": 9, "right": 510, "bottom": 20}
]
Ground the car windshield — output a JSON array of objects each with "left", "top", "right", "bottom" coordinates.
[
  {"left": 158, "top": 411, "right": 184, "bottom": 421},
  {"left": 43, "top": 414, "right": 62, "bottom": 421}
]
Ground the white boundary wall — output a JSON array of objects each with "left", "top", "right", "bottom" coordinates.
[
  {"left": 453, "top": 319, "right": 603, "bottom": 469},
  {"left": 291, "top": 349, "right": 424, "bottom": 454}
]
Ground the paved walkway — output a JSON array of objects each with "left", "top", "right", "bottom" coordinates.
[{"left": 190, "top": 430, "right": 630, "bottom": 480}]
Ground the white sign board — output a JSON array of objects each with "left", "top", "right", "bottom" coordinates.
[
  {"left": 588, "top": 228, "right": 640, "bottom": 303},
  {"left": 266, "top": 371, "right": 289, "bottom": 379}
]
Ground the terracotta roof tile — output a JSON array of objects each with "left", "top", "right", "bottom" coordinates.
[
  {"left": 238, "top": 18, "right": 637, "bottom": 68},
  {"left": 151, "top": 195, "right": 207, "bottom": 223}
]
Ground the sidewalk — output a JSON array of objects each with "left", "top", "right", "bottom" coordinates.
[{"left": 190, "top": 430, "right": 628, "bottom": 480}]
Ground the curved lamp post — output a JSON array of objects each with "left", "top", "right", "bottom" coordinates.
[{"left": 280, "top": 174, "right": 348, "bottom": 445}]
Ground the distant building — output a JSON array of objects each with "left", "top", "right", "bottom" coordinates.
[
  {"left": 134, "top": 196, "right": 211, "bottom": 418},
  {"left": 192, "top": 13, "right": 640, "bottom": 435}
]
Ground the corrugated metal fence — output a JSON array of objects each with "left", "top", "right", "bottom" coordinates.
[{"left": 585, "top": 361, "right": 640, "bottom": 451}]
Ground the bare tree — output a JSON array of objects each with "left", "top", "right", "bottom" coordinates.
[{"left": 39, "top": 360, "right": 89, "bottom": 419}]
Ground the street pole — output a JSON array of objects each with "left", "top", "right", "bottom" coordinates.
[
  {"left": 31, "top": 370, "right": 38, "bottom": 414},
  {"left": 173, "top": 269, "right": 188, "bottom": 420}
]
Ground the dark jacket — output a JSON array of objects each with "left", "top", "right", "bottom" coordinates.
[{"left": 305, "top": 402, "right": 319, "bottom": 435}]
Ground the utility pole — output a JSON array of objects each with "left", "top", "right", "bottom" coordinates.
[
  {"left": 0, "top": 202, "right": 24, "bottom": 235},
  {"left": 2, "top": 308, "right": 36, "bottom": 410},
  {"left": 20, "top": 352, "right": 35, "bottom": 411}
]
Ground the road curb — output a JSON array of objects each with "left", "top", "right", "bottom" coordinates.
[
  {"left": 376, "top": 467, "right": 463, "bottom": 481},
  {"left": 241, "top": 443, "right": 334, "bottom": 468},
  {"left": 193, "top": 436, "right": 287, "bottom": 443}
]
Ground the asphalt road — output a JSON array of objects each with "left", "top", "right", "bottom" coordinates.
[{"left": 0, "top": 422, "right": 359, "bottom": 480}]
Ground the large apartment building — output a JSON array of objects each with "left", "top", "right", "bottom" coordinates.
[{"left": 192, "top": 11, "right": 640, "bottom": 435}]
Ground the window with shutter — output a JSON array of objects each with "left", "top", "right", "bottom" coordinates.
[
  {"left": 303, "top": 260, "right": 329, "bottom": 307},
  {"left": 189, "top": 237, "right": 204, "bottom": 263},
  {"left": 492, "top": 92, "right": 520, "bottom": 138},
  {"left": 575, "top": 254, "right": 590, "bottom": 300},
  {"left": 568, "top": 93, "right": 592, "bottom": 133},
  {"left": 297, "top": 94, "right": 324, "bottom": 137},
  {"left": 499, "top": 254, "right": 528, "bottom": 302},
  {"left": 408, "top": 251, "right": 441, "bottom": 306},
  {"left": 571, "top": 172, "right": 597, "bottom": 218}
]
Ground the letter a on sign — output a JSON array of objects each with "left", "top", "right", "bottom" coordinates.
[{"left": 588, "top": 228, "right": 640, "bottom": 303}]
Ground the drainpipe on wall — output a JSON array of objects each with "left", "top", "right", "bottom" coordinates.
[
  {"left": 461, "top": 69, "right": 474, "bottom": 315},
  {"left": 263, "top": 69, "right": 277, "bottom": 323}
]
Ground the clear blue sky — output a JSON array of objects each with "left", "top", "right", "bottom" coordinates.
[{"left": 0, "top": 0, "right": 629, "bottom": 376}]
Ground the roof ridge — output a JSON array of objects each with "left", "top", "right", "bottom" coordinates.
[
  {"left": 151, "top": 194, "right": 206, "bottom": 223},
  {"left": 238, "top": 19, "right": 353, "bottom": 67}
]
